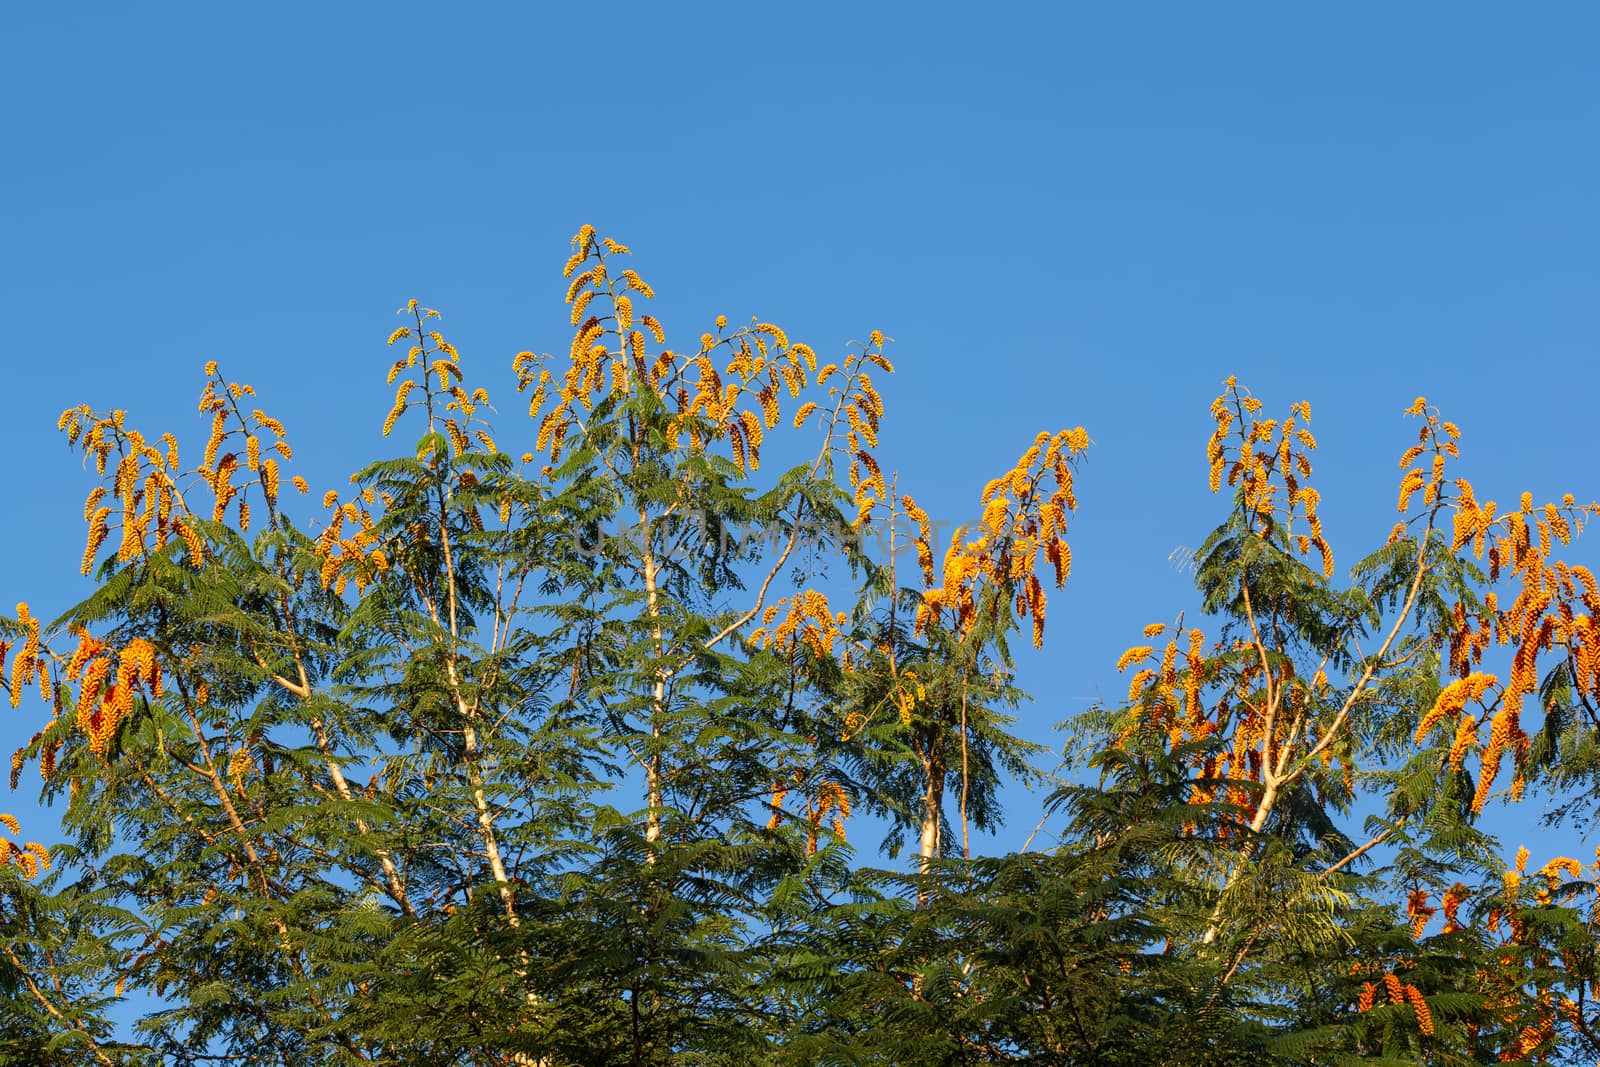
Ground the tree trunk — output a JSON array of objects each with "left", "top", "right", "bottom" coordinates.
[{"left": 917, "top": 747, "right": 944, "bottom": 908}]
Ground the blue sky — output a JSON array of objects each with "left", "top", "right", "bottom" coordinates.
[{"left": 4, "top": 4, "right": 1598, "bottom": 870}]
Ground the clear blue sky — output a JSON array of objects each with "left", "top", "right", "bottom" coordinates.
[{"left": 4, "top": 4, "right": 1598, "bottom": 864}]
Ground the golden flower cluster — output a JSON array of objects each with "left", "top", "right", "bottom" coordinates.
[
  {"left": 383, "top": 307, "right": 500, "bottom": 465},
  {"left": 60, "top": 407, "right": 186, "bottom": 572},
  {"left": 826, "top": 336, "right": 894, "bottom": 525},
  {"left": 805, "top": 780, "right": 851, "bottom": 855},
  {"left": 894, "top": 671, "right": 928, "bottom": 729},
  {"left": 749, "top": 590, "right": 848, "bottom": 659},
  {"left": 914, "top": 427, "right": 1088, "bottom": 647},
  {"left": 62, "top": 634, "right": 162, "bottom": 761},
  {"left": 1405, "top": 428, "right": 1600, "bottom": 811},
  {"left": 227, "top": 747, "right": 254, "bottom": 786},
  {"left": 528, "top": 228, "right": 848, "bottom": 478},
  {"left": 1357, "top": 971, "right": 1433, "bottom": 1035},
  {"left": 1405, "top": 888, "right": 1436, "bottom": 938},
  {"left": 60, "top": 365, "right": 307, "bottom": 576},
  {"left": 0, "top": 813, "right": 50, "bottom": 879},
  {"left": 1396, "top": 395, "right": 1463, "bottom": 511},
  {"left": 1111, "top": 614, "right": 1364, "bottom": 839},
  {"left": 1412, "top": 672, "right": 1496, "bottom": 747},
  {"left": 1539, "top": 855, "right": 1583, "bottom": 881},
  {"left": 1452, "top": 844, "right": 1600, "bottom": 1058},
  {"left": 1439, "top": 882, "right": 1468, "bottom": 934},
  {"left": 197, "top": 368, "right": 300, "bottom": 525},
  {"left": 6, "top": 602, "right": 46, "bottom": 709},
  {"left": 1115, "top": 627, "right": 1214, "bottom": 757},
  {"left": 1208, "top": 380, "right": 1331, "bottom": 576},
  {"left": 1384, "top": 401, "right": 1600, "bottom": 819},
  {"left": 313, "top": 490, "right": 389, "bottom": 596}
]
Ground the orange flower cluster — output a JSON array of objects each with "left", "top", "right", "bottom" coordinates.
[
  {"left": 5, "top": 602, "right": 46, "bottom": 709},
  {"left": 1464, "top": 845, "right": 1600, "bottom": 1058},
  {"left": 58, "top": 365, "right": 306, "bottom": 575},
  {"left": 913, "top": 427, "right": 1088, "bottom": 647},
  {"left": 805, "top": 780, "right": 851, "bottom": 855},
  {"left": 1400, "top": 402, "right": 1600, "bottom": 813},
  {"left": 1116, "top": 626, "right": 1214, "bottom": 754},
  {"left": 197, "top": 368, "right": 299, "bottom": 525},
  {"left": 1357, "top": 971, "right": 1433, "bottom": 1036},
  {"left": 522, "top": 227, "right": 890, "bottom": 504},
  {"left": 383, "top": 305, "right": 499, "bottom": 462},
  {"left": 531, "top": 227, "right": 800, "bottom": 470},
  {"left": 1406, "top": 888, "right": 1436, "bottom": 938},
  {"left": 313, "top": 490, "right": 389, "bottom": 596},
  {"left": 748, "top": 591, "right": 847, "bottom": 659},
  {"left": 59, "top": 407, "right": 184, "bottom": 571},
  {"left": 1113, "top": 620, "right": 1347, "bottom": 835},
  {"left": 1440, "top": 882, "right": 1469, "bottom": 934},
  {"left": 1412, "top": 671, "right": 1499, "bottom": 777},
  {"left": 0, "top": 813, "right": 50, "bottom": 879},
  {"left": 62, "top": 633, "right": 162, "bottom": 760},
  {"left": 1208, "top": 380, "right": 1331, "bottom": 576}
]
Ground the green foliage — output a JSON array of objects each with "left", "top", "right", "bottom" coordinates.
[{"left": 5, "top": 242, "right": 1600, "bottom": 1065}]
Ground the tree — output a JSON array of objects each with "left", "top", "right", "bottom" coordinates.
[
  {"left": 6, "top": 234, "right": 1600, "bottom": 1066},
  {"left": 1, "top": 228, "right": 1080, "bottom": 1066}
]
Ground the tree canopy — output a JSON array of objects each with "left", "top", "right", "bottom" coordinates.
[{"left": 5, "top": 228, "right": 1600, "bottom": 1065}]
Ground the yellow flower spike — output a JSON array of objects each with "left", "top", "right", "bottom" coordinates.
[
  {"left": 621, "top": 270, "right": 655, "bottom": 299},
  {"left": 1117, "top": 646, "right": 1154, "bottom": 672},
  {"left": 569, "top": 289, "right": 595, "bottom": 328}
]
